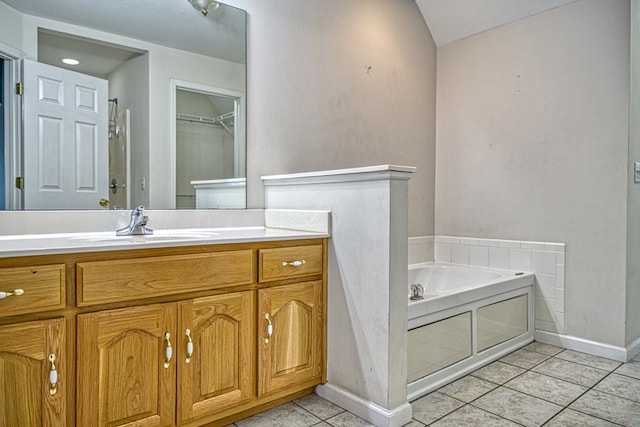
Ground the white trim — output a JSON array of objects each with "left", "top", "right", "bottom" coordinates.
[
  {"left": 626, "top": 335, "right": 640, "bottom": 361},
  {"left": 262, "top": 165, "right": 416, "bottom": 186},
  {"left": 1, "top": 46, "right": 25, "bottom": 210},
  {"left": 0, "top": 42, "right": 25, "bottom": 60},
  {"left": 534, "top": 329, "right": 627, "bottom": 362},
  {"left": 316, "top": 383, "right": 412, "bottom": 427}
]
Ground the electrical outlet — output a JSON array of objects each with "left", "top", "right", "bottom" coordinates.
[
  {"left": 635, "top": 163, "right": 640, "bottom": 184},
  {"left": 140, "top": 177, "right": 146, "bottom": 191}
]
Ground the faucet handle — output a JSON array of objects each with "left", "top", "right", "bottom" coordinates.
[{"left": 132, "top": 206, "right": 145, "bottom": 217}]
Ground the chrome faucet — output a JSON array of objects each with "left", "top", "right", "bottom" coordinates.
[
  {"left": 116, "top": 206, "right": 153, "bottom": 236},
  {"left": 409, "top": 283, "right": 424, "bottom": 301}
]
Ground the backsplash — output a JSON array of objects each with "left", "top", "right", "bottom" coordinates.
[{"left": 408, "top": 235, "right": 566, "bottom": 334}]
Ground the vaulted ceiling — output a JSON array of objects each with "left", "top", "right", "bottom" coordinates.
[{"left": 415, "top": 0, "right": 578, "bottom": 47}]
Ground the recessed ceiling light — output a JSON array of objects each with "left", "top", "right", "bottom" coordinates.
[{"left": 62, "top": 58, "right": 80, "bottom": 65}]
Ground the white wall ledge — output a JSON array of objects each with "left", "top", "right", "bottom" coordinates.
[{"left": 262, "top": 164, "right": 416, "bottom": 185}]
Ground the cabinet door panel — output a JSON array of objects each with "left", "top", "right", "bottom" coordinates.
[
  {"left": 77, "top": 304, "right": 176, "bottom": 427},
  {"left": 258, "top": 281, "right": 323, "bottom": 395},
  {"left": 0, "top": 318, "right": 65, "bottom": 427},
  {"left": 178, "top": 292, "right": 254, "bottom": 423}
]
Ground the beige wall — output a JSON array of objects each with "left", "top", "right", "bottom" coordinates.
[
  {"left": 227, "top": 0, "right": 438, "bottom": 237},
  {"left": 0, "top": 2, "right": 21, "bottom": 51},
  {"left": 435, "top": 0, "right": 631, "bottom": 347}
]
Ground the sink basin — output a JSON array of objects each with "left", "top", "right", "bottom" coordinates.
[{"left": 68, "top": 230, "right": 219, "bottom": 243}]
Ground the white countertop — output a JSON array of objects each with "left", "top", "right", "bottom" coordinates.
[{"left": 0, "top": 227, "right": 329, "bottom": 258}]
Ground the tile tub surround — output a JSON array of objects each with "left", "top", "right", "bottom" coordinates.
[
  {"left": 225, "top": 343, "right": 640, "bottom": 427},
  {"left": 408, "top": 236, "right": 566, "bottom": 335}
]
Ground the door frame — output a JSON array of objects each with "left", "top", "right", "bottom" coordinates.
[
  {"left": 168, "top": 79, "right": 246, "bottom": 209},
  {"left": 0, "top": 42, "right": 24, "bottom": 210}
]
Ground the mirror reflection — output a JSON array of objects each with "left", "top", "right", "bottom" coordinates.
[{"left": 0, "top": 0, "right": 246, "bottom": 210}]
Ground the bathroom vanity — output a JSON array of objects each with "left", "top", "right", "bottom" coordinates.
[{"left": 0, "top": 230, "right": 327, "bottom": 426}]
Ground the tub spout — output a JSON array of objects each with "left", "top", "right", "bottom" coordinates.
[{"left": 410, "top": 283, "right": 424, "bottom": 301}]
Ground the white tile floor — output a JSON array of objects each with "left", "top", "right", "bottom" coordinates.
[{"left": 227, "top": 341, "right": 640, "bottom": 426}]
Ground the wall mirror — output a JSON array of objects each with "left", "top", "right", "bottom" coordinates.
[{"left": 0, "top": 0, "right": 246, "bottom": 210}]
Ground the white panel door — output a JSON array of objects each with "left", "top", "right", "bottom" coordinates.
[{"left": 23, "top": 59, "right": 108, "bottom": 209}]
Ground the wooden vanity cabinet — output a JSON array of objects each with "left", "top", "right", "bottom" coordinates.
[
  {"left": 77, "top": 303, "right": 177, "bottom": 427},
  {"left": 0, "top": 317, "right": 66, "bottom": 426},
  {"left": 0, "top": 237, "right": 327, "bottom": 427},
  {"left": 177, "top": 292, "right": 254, "bottom": 423},
  {"left": 257, "top": 280, "right": 324, "bottom": 396},
  {"left": 257, "top": 244, "right": 325, "bottom": 396}
]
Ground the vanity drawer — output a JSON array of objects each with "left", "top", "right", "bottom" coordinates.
[
  {"left": 77, "top": 250, "right": 254, "bottom": 306},
  {"left": 0, "top": 264, "right": 66, "bottom": 317},
  {"left": 259, "top": 245, "right": 323, "bottom": 282}
]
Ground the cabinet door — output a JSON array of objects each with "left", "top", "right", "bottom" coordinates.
[
  {"left": 77, "top": 304, "right": 176, "bottom": 427},
  {"left": 0, "top": 318, "right": 66, "bottom": 427},
  {"left": 258, "top": 281, "right": 323, "bottom": 395},
  {"left": 177, "top": 292, "right": 254, "bottom": 423}
]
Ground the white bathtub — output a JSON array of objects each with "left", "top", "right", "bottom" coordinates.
[{"left": 407, "top": 262, "right": 535, "bottom": 401}]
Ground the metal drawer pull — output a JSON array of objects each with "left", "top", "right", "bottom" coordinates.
[
  {"left": 264, "top": 313, "right": 273, "bottom": 344},
  {"left": 185, "top": 329, "right": 194, "bottom": 364},
  {"left": 0, "top": 289, "right": 24, "bottom": 299},
  {"left": 163, "top": 332, "right": 173, "bottom": 368},
  {"left": 48, "top": 353, "right": 58, "bottom": 396},
  {"left": 281, "top": 260, "right": 305, "bottom": 267}
]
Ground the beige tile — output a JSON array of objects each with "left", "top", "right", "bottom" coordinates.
[
  {"left": 294, "top": 394, "right": 345, "bottom": 419},
  {"left": 411, "top": 391, "right": 465, "bottom": 425},
  {"left": 431, "top": 404, "right": 520, "bottom": 426},
  {"left": 615, "top": 361, "right": 640, "bottom": 380},
  {"left": 325, "top": 411, "right": 374, "bottom": 427},
  {"left": 500, "top": 348, "right": 550, "bottom": 369},
  {"left": 471, "top": 361, "right": 526, "bottom": 384},
  {"left": 570, "top": 389, "right": 640, "bottom": 426},
  {"left": 532, "top": 357, "right": 609, "bottom": 387},
  {"left": 523, "top": 341, "right": 564, "bottom": 356},
  {"left": 437, "top": 375, "right": 497, "bottom": 403},
  {"left": 504, "top": 371, "right": 588, "bottom": 406},
  {"left": 545, "top": 408, "right": 620, "bottom": 427},
  {"left": 402, "top": 421, "right": 426, "bottom": 427},
  {"left": 555, "top": 350, "right": 621, "bottom": 371},
  {"left": 235, "top": 402, "right": 321, "bottom": 427},
  {"left": 594, "top": 373, "right": 640, "bottom": 403},
  {"left": 472, "top": 387, "right": 563, "bottom": 427}
]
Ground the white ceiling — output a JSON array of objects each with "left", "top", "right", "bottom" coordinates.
[{"left": 416, "top": 0, "right": 578, "bottom": 47}]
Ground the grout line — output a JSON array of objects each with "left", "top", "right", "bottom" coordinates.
[{"left": 435, "top": 346, "right": 633, "bottom": 426}]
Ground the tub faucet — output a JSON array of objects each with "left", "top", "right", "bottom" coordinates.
[
  {"left": 410, "top": 283, "right": 424, "bottom": 301},
  {"left": 116, "top": 206, "right": 154, "bottom": 236}
]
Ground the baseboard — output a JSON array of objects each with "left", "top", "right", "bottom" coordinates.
[
  {"left": 316, "top": 383, "right": 412, "bottom": 427},
  {"left": 625, "top": 335, "right": 640, "bottom": 361},
  {"left": 535, "top": 329, "right": 628, "bottom": 362}
]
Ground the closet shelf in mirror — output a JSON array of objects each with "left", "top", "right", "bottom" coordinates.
[{"left": 177, "top": 112, "right": 234, "bottom": 126}]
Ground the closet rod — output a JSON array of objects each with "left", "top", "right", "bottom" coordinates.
[{"left": 177, "top": 112, "right": 234, "bottom": 125}]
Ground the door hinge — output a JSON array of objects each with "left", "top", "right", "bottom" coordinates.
[
  {"left": 15, "top": 177, "right": 24, "bottom": 189},
  {"left": 15, "top": 82, "right": 24, "bottom": 95}
]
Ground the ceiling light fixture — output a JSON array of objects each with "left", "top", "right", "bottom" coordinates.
[
  {"left": 62, "top": 58, "right": 80, "bottom": 65},
  {"left": 188, "top": 0, "right": 220, "bottom": 16}
]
